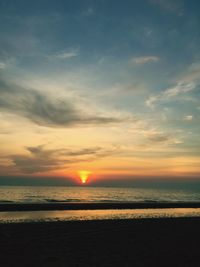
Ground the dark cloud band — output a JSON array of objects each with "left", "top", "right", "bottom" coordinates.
[
  {"left": 9, "top": 145, "right": 117, "bottom": 173},
  {"left": 0, "top": 76, "right": 123, "bottom": 128}
]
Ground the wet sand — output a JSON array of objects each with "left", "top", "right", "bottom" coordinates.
[{"left": 1, "top": 217, "right": 200, "bottom": 267}]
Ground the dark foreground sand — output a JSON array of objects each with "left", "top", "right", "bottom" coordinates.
[{"left": 0, "top": 217, "right": 200, "bottom": 267}]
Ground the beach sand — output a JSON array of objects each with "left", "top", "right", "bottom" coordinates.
[{"left": 0, "top": 217, "right": 200, "bottom": 267}]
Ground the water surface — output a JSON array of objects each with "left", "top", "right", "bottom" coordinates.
[
  {"left": 1, "top": 186, "right": 200, "bottom": 203},
  {"left": 1, "top": 208, "right": 200, "bottom": 223}
]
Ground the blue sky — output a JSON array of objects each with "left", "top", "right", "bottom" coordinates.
[{"left": 0, "top": 0, "right": 200, "bottom": 182}]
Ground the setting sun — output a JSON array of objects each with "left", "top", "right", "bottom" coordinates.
[{"left": 78, "top": 170, "right": 92, "bottom": 184}]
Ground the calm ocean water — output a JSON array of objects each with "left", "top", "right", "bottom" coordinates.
[
  {"left": 1, "top": 186, "right": 200, "bottom": 222},
  {"left": 0, "top": 185, "right": 200, "bottom": 203}
]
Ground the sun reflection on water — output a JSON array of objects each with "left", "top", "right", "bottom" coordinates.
[{"left": 1, "top": 208, "right": 200, "bottom": 223}]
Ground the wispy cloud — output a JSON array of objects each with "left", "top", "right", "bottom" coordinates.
[
  {"left": 143, "top": 129, "right": 183, "bottom": 145},
  {"left": 146, "top": 82, "right": 196, "bottom": 108},
  {"left": 181, "top": 62, "right": 200, "bottom": 83},
  {"left": 0, "top": 75, "right": 128, "bottom": 128},
  {"left": 82, "top": 7, "right": 95, "bottom": 16},
  {"left": 9, "top": 145, "right": 118, "bottom": 173},
  {"left": 0, "top": 62, "right": 6, "bottom": 69},
  {"left": 149, "top": 0, "right": 184, "bottom": 15},
  {"left": 48, "top": 49, "right": 79, "bottom": 60},
  {"left": 132, "top": 56, "right": 159, "bottom": 65},
  {"left": 146, "top": 132, "right": 170, "bottom": 143},
  {"left": 183, "top": 115, "right": 193, "bottom": 121}
]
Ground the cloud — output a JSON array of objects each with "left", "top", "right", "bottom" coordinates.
[
  {"left": 132, "top": 56, "right": 159, "bottom": 65},
  {"left": 183, "top": 115, "right": 193, "bottom": 121},
  {"left": 0, "top": 62, "right": 6, "bottom": 69},
  {"left": 48, "top": 49, "right": 79, "bottom": 60},
  {"left": 181, "top": 63, "right": 200, "bottom": 83},
  {"left": 149, "top": 0, "right": 184, "bottom": 14},
  {"left": 82, "top": 7, "right": 95, "bottom": 16},
  {"left": 146, "top": 82, "right": 196, "bottom": 108},
  {"left": 9, "top": 145, "right": 117, "bottom": 173},
  {"left": 0, "top": 76, "right": 126, "bottom": 127},
  {"left": 11, "top": 154, "right": 59, "bottom": 173},
  {"left": 143, "top": 129, "right": 183, "bottom": 145},
  {"left": 146, "top": 133, "right": 170, "bottom": 143}
]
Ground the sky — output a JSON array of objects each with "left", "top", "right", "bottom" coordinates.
[{"left": 0, "top": 0, "right": 200, "bottom": 185}]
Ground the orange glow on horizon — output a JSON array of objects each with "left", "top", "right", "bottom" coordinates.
[{"left": 78, "top": 170, "right": 92, "bottom": 184}]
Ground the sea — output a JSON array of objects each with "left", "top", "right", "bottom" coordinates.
[
  {"left": 0, "top": 185, "right": 200, "bottom": 204},
  {"left": 1, "top": 185, "right": 200, "bottom": 223}
]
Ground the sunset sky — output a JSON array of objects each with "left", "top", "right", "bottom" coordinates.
[{"left": 0, "top": 0, "right": 200, "bottom": 185}]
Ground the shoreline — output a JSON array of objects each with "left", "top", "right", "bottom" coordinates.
[{"left": 1, "top": 201, "right": 200, "bottom": 212}]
